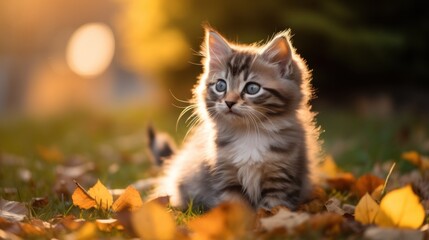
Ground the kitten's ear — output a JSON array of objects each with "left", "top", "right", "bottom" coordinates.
[
  {"left": 261, "top": 34, "right": 293, "bottom": 76},
  {"left": 205, "top": 30, "right": 232, "bottom": 68}
]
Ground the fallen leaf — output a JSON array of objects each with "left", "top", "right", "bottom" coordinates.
[
  {"left": 326, "top": 173, "right": 356, "bottom": 191},
  {"left": 64, "top": 222, "right": 97, "bottom": 240},
  {"left": 188, "top": 202, "right": 254, "bottom": 240},
  {"left": 72, "top": 181, "right": 97, "bottom": 210},
  {"left": 31, "top": 197, "right": 49, "bottom": 209},
  {"left": 295, "top": 212, "right": 344, "bottom": 237},
  {"left": 95, "top": 219, "right": 118, "bottom": 232},
  {"left": 363, "top": 226, "right": 424, "bottom": 240},
  {"left": 402, "top": 151, "right": 429, "bottom": 171},
  {"left": 112, "top": 186, "right": 143, "bottom": 212},
  {"left": 131, "top": 201, "right": 176, "bottom": 240},
  {"left": 87, "top": 180, "right": 113, "bottom": 210},
  {"left": 0, "top": 229, "right": 21, "bottom": 240},
  {"left": 355, "top": 193, "right": 380, "bottom": 224},
  {"left": 320, "top": 155, "right": 341, "bottom": 178},
  {"left": 375, "top": 185, "right": 425, "bottom": 229},
  {"left": 260, "top": 207, "right": 310, "bottom": 232},
  {"left": 325, "top": 197, "right": 345, "bottom": 215},
  {"left": 0, "top": 199, "right": 27, "bottom": 222},
  {"left": 371, "top": 185, "right": 384, "bottom": 202},
  {"left": 37, "top": 145, "right": 64, "bottom": 163},
  {"left": 353, "top": 174, "right": 385, "bottom": 198}
]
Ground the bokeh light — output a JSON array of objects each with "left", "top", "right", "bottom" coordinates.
[{"left": 66, "top": 23, "right": 115, "bottom": 77}]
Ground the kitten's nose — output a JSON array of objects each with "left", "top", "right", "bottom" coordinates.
[{"left": 225, "top": 101, "right": 236, "bottom": 109}]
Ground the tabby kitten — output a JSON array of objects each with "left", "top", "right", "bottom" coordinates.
[{"left": 154, "top": 28, "right": 321, "bottom": 210}]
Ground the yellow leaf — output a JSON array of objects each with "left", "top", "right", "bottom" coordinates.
[
  {"left": 72, "top": 181, "right": 97, "bottom": 209},
  {"left": 402, "top": 151, "right": 429, "bottom": 170},
  {"left": 95, "top": 219, "right": 118, "bottom": 232},
  {"left": 188, "top": 202, "right": 254, "bottom": 240},
  {"left": 320, "top": 155, "right": 340, "bottom": 178},
  {"left": 375, "top": 185, "right": 425, "bottom": 229},
  {"left": 355, "top": 193, "right": 380, "bottom": 224},
  {"left": 371, "top": 185, "right": 384, "bottom": 202},
  {"left": 131, "top": 201, "right": 176, "bottom": 240},
  {"left": 112, "top": 186, "right": 143, "bottom": 212},
  {"left": 75, "top": 222, "right": 97, "bottom": 240},
  {"left": 87, "top": 180, "right": 113, "bottom": 210}
]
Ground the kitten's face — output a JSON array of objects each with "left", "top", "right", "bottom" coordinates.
[{"left": 200, "top": 30, "right": 302, "bottom": 127}]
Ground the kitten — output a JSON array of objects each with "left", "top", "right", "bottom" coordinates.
[{"left": 152, "top": 28, "right": 321, "bottom": 211}]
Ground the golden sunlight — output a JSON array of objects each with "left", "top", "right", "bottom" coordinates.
[{"left": 66, "top": 23, "right": 115, "bottom": 77}]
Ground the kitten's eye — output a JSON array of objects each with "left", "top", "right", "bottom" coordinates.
[
  {"left": 215, "top": 79, "right": 227, "bottom": 92},
  {"left": 245, "top": 83, "right": 261, "bottom": 95}
]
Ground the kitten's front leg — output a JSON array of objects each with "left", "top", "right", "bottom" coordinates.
[{"left": 258, "top": 186, "right": 300, "bottom": 210}]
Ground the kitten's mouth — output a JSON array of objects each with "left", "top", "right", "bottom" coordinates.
[{"left": 225, "top": 110, "right": 242, "bottom": 117}]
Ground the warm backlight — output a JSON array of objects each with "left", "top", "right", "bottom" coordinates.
[{"left": 66, "top": 23, "right": 115, "bottom": 77}]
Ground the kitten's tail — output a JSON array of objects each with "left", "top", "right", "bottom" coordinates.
[{"left": 147, "top": 125, "right": 176, "bottom": 166}]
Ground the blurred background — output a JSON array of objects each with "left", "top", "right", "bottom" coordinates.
[{"left": 1, "top": 0, "right": 428, "bottom": 195}]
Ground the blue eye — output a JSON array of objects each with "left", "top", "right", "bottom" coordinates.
[
  {"left": 215, "top": 79, "right": 227, "bottom": 92},
  {"left": 245, "top": 83, "right": 261, "bottom": 95}
]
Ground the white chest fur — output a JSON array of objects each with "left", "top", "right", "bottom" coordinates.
[{"left": 226, "top": 132, "right": 272, "bottom": 166}]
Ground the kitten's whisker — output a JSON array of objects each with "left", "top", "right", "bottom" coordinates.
[
  {"left": 176, "top": 104, "right": 198, "bottom": 131},
  {"left": 169, "top": 89, "right": 193, "bottom": 104}
]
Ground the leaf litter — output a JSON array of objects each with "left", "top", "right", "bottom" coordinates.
[{"left": 1, "top": 154, "right": 429, "bottom": 239}]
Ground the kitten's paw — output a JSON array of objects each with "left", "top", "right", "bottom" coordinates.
[
  {"left": 258, "top": 196, "right": 297, "bottom": 211},
  {"left": 219, "top": 192, "right": 248, "bottom": 205}
]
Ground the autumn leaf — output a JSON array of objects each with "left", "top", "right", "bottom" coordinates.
[
  {"left": 402, "top": 151, "right": 429, "bottom": 171},
  {"left": 188, "top": 202, "right": 254, "bottom": 240},
  {"left": 375, "top": 185, "right": 425, "bottom": 229},
  {"left": 260, "top": 207, "right": 310, "bottom": 232},
  {"left": 320, "top": 155, "right": 340, "bottom": 178},
  {"left": 111, "top": 186, "right": 143, "bottom": 212},
  {"left": 72, "top": 181, "right": 97, "bottom": 210},
  {"left": 131, "top": 201, "right": 176, "bottom": 240},
  {"left": 0, "top": 199, "right": 28, "bottom": 222},
  {"left": 36, "top": 145, "right": 64, "bottom": 163},
  {"left": 95, "top": 219, "right": 119, "bottom": 232},
  {"left": 326, "top": 173, "right": 356, "bottom": 191},
  {"left": 87, "top": 180, "right": 113, "bottom": 210},
  {"left": 355, "top": 193, "right": 380, "bottom": 224},
  {"left": 353, "top": 174, "right": 385, "bottom": 198},
  {"left": 321, "top": 155, "right": 356, "bottom": 191}
]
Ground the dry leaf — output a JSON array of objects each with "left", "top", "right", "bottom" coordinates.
[
  {"left": 375, "top": 185, "right": 425, "bottom": 229},
  {"left": 37, "top": 145, "right": 64, "bottom": 163},
  {"left": 320, "top": 155, "right": 341, "bottom": 178},
  {"left": 295, "top": 212, "right": 344, "bottom": 236},
  {"left": 402, "top": 151, "right": 429, "bottom": 170},
  {"left": 355, "top": 193, "right": 380, "bottom": 224},
  {"left": 87, "top": 180, "right": 113, "bottom": 210},
  {"left": 64, "top": 222, "right": 97, "bottom": 240},
  {"left": 188, "top": 202, "right": 254, "bottom": 240},
  {"left": 111, "top": 186, "right": 143, "bottom": 212},
  {"left": 325, "top": 197, "right": 345, "bottom": 215},
  {"left": 353, "top": 174, "right": 385, "bottom": 198},
  {"left": 326, "top": 173, "right": 356, "bottom": 191},
  {"left": 371, "top": 185, "right": 384, "bottom": 202},
  {"left": 72, "top": 181, "right": 97, "bottom": 210},
  {"left": 260, "top": 207, "right": 310, "bottom": 232},
  {"left": 0, "top": 199, "right": 27, "bottom": 222},
  {"left": 364, "top": 226, "right": 424, "bottom": 240},
  {"left": 0, "top": 229, "right": 21, "bottom": 240},
  {"left": 131, "top": 201, "right": 176, "bottom": 240},
  {"left": 95, "top": 219, "right": 118, "bottom": 232}
]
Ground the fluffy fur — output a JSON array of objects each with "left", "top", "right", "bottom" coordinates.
[{"left": 153, "top": 28, "right": 321, "bottom": 210}]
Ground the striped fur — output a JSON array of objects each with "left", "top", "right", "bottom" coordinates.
[{"left": 153, "top": 28, "right": 321, "bottom": 211}]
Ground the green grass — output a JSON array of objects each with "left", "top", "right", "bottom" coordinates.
[{"left": 1, "top": 106, "right": 428, "bottom": 221}]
